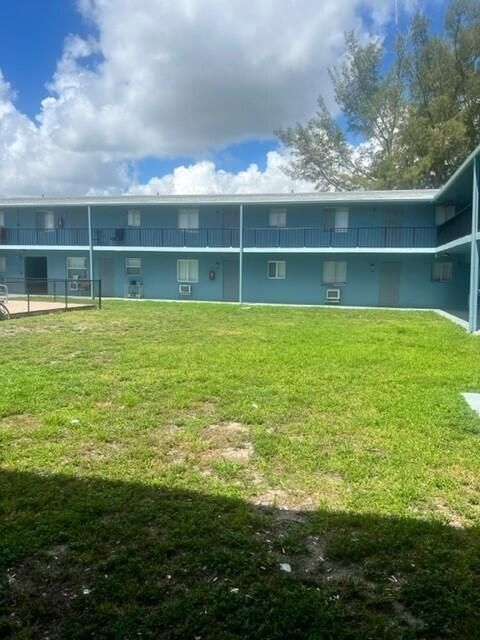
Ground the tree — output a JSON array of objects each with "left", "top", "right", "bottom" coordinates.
[{"left": 277, "top": 0, "right": 480, "bottom": 191}]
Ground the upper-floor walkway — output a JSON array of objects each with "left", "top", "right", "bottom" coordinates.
[
  {"left": 0, "top": 186, "right": 475, "bottom": 252},
  {"left": 0, "top": 219, "right": 472, "bottom": 251}
]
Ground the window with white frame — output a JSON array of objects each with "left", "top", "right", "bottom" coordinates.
[
  {"left": 178, "top": 209, "right": 199, "bottom": 230},
  {"left": 0, "top": 256, "right": 5, "bottom": 272},
  {"left": 323, "top": 260, "right": 347, "bottom": 285},
  {"left": 127, "top": 210, "right": 141, "bottom": 227},
  {"left": 67, "top": 257, "right": 87, "bottom": 281},
  {"left": 431, "top": 261, "right": 453, "bottom": 282},
  {"left": 126, "top": 257, "right": 142, "bottom": 275},
  {"left": 435, "top": 206, "right": 455, "bottom": 226},
  {"left": 269, "top": 208, "right": 287, "bottom": 227},
  {"left": 177, "top": 259, "right": 198, "bottom": 283},
  {"left": 37, "top": 211, "right": 55, "bottom": 231},
  {"left": 0, "top": 212, "right": 4, "bottom": 227},
  {"left": 267, "top": 260, "right": 286, "bottom": 279}
]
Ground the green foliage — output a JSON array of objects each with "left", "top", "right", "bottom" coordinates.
[{"left": 277, "top": 0, "right": 480, "bottom": 190}]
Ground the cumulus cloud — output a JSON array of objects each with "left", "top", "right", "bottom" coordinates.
[
  {"left": 0, "top": 70, "right": 130, "bottom": 196},
  {"left": 0, "top": 0, "right": 407, "bottom": 196},
  {"left": 128, "top": 150, "right": 313, "bottom": 195},
  {"left": 46, "top": 0, "right": 394, "bottom": 156}
]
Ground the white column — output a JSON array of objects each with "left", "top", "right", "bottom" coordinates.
[
  {"left": 469, "top": 157, "right": 479, "bottom": 333},
  {"left": 87, "top": 205, "right": 94, "bottom": 299},
  {"left": 239, "top": 204, "right": 244, "bottom": 304}
]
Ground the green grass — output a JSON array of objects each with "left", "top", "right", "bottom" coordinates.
[{"left": 1, "top": 301, "right": 480, "bottom": 639}]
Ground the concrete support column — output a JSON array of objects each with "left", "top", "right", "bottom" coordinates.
[
  {"left": 469, "top": 157, "right": 479, "bottom": 333},
  {"left": 87, "top": 205, "right": 94, "bottom": 299},
  {"left": 239, "top": 203, "right": 244, "bottom": 304}
]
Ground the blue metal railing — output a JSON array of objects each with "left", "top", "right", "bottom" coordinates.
[
  {"left": 0, "top": 225, "right": 441, "bottom": 249},
  {"left": 0, "top": 227, "right": 90, "bottom": 246},
  {"left": 93, "top": 227, "right": 240, "bottom": 248},
  {"left": 243, "top": 226, "right": 438, "bottom": 248},
  {"left": 437, "top": 208, "right": 473, "bottom": 246}
]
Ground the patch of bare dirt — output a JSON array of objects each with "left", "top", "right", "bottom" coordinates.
[
  {"left": 5, "top": 550, "right": 87, "bottom": 637},
  {"left": 0, "top": 414, "right": 41, "bottom": 431},
  {"left": 200, "top": 421, "right": 253, "bottom": 464},
  {"left": 255, "top": 507, "right": 423, "bottom": 632},
  {"left": 253, "top": 489, "right": 316, "bottom": 511},
  {"left": 431, "top": 497, "right": 465, "bottom": 529},
  {"left": 94, "top": 401, "right": 113, "bottom": 409},
  {"left": 75, "top": 441, "right": 127, "bottom": 464},
  {"left": 220, "top": 444, "right": 253, "bottom": 462},
  {"left": 203, "top": 421, "right": 249, "bottom": 439}
]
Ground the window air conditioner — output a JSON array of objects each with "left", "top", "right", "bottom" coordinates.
[
  {"left": 126, "top": 280, "right": 143, "bottom": 298},
  {"left": 179, "top": 283, "right": 192, "bottom": 296},
  {"left": 325, "top": 288, "right": 341, "bottom": 302}
]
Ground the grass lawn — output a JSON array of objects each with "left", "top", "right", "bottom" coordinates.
[{"left": 1, "top": 302, "right": 480, "bottom": 639}]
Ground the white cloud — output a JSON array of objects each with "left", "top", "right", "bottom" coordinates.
[
  {"left": 0, "top": 0, "right": 407, "bottom": 196},
  {"left": 128, "top": 150, "right": 313, "bottom": 195},
  {"left": 45, "top": 0, "right": 394, "bottom": 156},
  {"left": 0, "top": 70, "right": 130, "bottom": 196}
]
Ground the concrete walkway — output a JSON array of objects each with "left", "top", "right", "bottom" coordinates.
[{"left": 5, "top": 300, "right": 95, "bottom": 318}]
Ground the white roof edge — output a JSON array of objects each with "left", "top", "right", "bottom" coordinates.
[{"left": 0, "top": 189, "right": 438, "bottom": 208}]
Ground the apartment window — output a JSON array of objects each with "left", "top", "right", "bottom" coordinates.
[
  {"left": 178, "top": 209, "right": 199, "bottom": 230},
  {"left": 127, "top": 210, "right": 141, "bottom": 227},
  {"left": 126, "top": 257, "right": 142, "bottom": 275},
  {"left": 267, "top": 260, "right": 286, "bottom": 279},
  {"left": 37, "top": 211, "right": 55, "bottom": 231},
  {"left": 435, "top": 206, "right": 455, "bottom": 226},
  {"left": 0, "top": 212, "right": 4, "bottom": 227},
  {"left": 177, "top": 259, "right": 198, "bottom": 283},
  {"left": 0, "top": 256, "right": 5, "bottom": 272},
  {"left": 324, "top": 207, "right": 349, "bottom": 232},
  {"left": 67, "top": 257, "right": 87, "bottom": 281},
  {"left": 269, "top": 208, "right": 287, "bottom": 227},
  {"left": 431, "top": 262, "right": 453, "bottom": 282},
  {"left": 323, "top": 260, "right": 347, "bottom": 285}
]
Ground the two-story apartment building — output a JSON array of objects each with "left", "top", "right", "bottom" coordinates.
[{"left": 0, "top": 145, "right": 479, "bottom": 331}]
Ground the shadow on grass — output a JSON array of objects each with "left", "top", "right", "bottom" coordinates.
[{"left": 1, "top": 470, "right": 479, "bottom": 639}]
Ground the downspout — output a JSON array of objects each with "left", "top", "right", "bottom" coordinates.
[
  {"left": 468, "top": 157, "right": 479, "bottom": 333},
  {"left": 239, "top": 203, "right": 244, "bottom": 304},
  {"left": 87, "top": 204, "right": 94, "bottom": 300}
]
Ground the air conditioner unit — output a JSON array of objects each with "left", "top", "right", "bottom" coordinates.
[
  {"left": 179, "top": 283, "right": 192, "bottom": 296},
  {"left": 126, "top": 280, "right": 143, "bottom": 298},
  {"left": 325, "top": 288, "right": 341, "bottom": 303}
]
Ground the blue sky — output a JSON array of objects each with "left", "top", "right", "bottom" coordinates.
[
  {"left": 0, "top": 2, "right": 89, "bottom": 117},
  {"left": 0, "top": 0, "right": 448, "bottom": 195}
]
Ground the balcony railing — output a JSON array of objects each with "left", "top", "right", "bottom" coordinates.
[
  {"left": 0, "top": 225, "right": 442, "bottom": 249},
  {"left": 93, "top": 227, "right": 240, "bottom": 248},
  {"left": 0, "top": 227, "right": 90, "bottom": 245},
  {"left": 243, "top": 226, "right": 438, "bottom": 248},
  {"left": 437, "top": 208, "right": 473, "bottom": 246}
]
